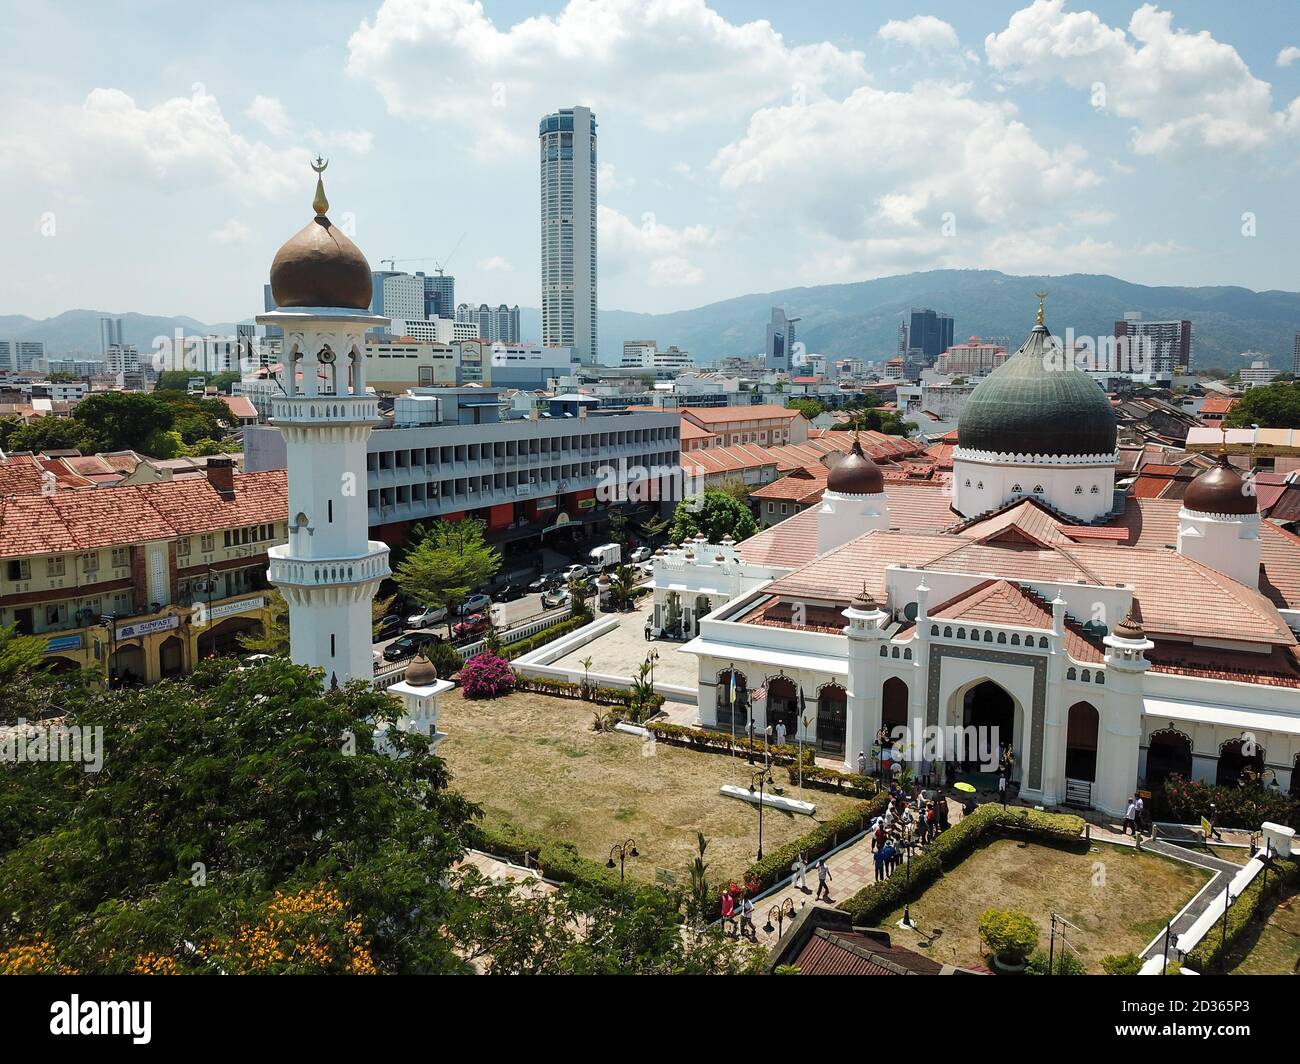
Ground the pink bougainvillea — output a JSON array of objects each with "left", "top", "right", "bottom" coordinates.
[{"left": 459, "top": 651, "right": 515, "bottom": 699}]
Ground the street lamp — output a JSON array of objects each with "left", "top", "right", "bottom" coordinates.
[
  {"left": 99, "top": 614, "right": 117, "bottom": 688},
  {"left": 897, "top": 834, "right": 920, "bottom": 931},
  {"left": 763, "top": 897, "right": 797, "bottom": 938},
  {"left": 749, "top": 767, "right": 775, "bottom": 861},
  {"left": 606, "top": 838, "right": 639, "bottom": 882},
  {"left": 647, "top": 649, "right": 659, "bottom": 688}
]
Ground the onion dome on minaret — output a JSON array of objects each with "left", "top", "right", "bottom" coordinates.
[
  {"left": 826, "top": 436, "right": 884, "bottom": 496},
  {"left": 1112, "top": 612, "right": 1146, "bottom": 642},
  {"left": 958, "top": 293, "right": 1117, "bottom": 458},
  {"left": 404, "top": 652, "right": 439, "bottom": 687},
  {"left": 1182, "top": 453, "right": 1257, "bottom": 516},
  {"left": 268, "top": 156, "right": 373, "bottom": 310}
]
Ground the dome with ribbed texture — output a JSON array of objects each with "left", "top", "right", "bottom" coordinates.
[
  {"left": 958, "top": 317, "right": 1117, "bottom": 458},
  {"left": 1182, "top": 454, "right": 1257, "bottom": 516},
  {"left": 826, "top": 438, "right": 884, "bottom": 496},
  {"left": 404, "top": 652, "right": 439, "bottom": 687}
]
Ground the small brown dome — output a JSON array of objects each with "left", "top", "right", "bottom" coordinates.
[
  {"left": 269, "top": 216, "right": 373, "bottom": 310},
  {"left": 827, "top": 438, "right": 884, "bottom": 496},
  {"left": 1113, "top": 613, "right": 1145, "bottom": 641},
  {"left": 404, "top": 652, "right": 439, "bottom": 687},
  {"left": 1183, "top": 454, "right": 1257, "bottom": 516}
]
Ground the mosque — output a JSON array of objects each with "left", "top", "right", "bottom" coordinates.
[{"left": 656, "top": 300, "right": 1300, "bottom": 816}]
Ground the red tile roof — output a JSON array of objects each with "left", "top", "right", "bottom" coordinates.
[{"left": 680, "top": 404, "right": 800, "bottom": 426}]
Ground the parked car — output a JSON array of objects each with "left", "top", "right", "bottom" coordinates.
[
  {"left": 453, "top": 613, "right": 490, "bottom": 640},
  {"left": 383, "top": 632, "right": 441, "bottom": 662},
  {"left": 456, "top": 593, "right": 492, "bottom": 616},
  {"left": 630, "top": 546, "right": 651, "bottom": 563},
  {"left": 541, "top": 588, "right": 571, "bottom": 610},
  {"left": 563, "top": 563, "right": 589, "bottom": 581},
  {"left": 495, "top": 582, "right": 527, "bottom": 602},
  {"left": 528, "top": 572, "right": 560, "bottom": 592},
  {"left": 373, "top": 613, "right": 403, "bottom": 641},
  {"left": 407, "top": 605, "right": 448, "bottom": 629}
]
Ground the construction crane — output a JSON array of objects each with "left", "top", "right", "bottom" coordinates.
[{"left": 378, "top": 232, "right": 466, "bottom": 276}]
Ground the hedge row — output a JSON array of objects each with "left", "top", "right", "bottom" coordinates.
[
  {"left": 645, "top": 721, "right": 814, "bottom": 767},
  {"left": 502, "top": 616, "right": 590, "bottom": 660},
  {"left": 471, "top": 820, "right": 662, "bottom": 905},
  {"left": 742, "top": 792, "right": 893, "bottom": 900},
  {"left": 788, "top": 762, "right": 877, "bottom": 799},
  {"left": 838, "top": 804, "right": 1085, "bottom": 926},
  {"left": 514, "top": 673, "right": 665, "bottom": 711},
  {"left": 1184, "top": 856, "right": 1299, "bottom": 972}
]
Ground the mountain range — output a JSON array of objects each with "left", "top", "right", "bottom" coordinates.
[{"left": 6, "top": 270, "right": 1299, "bottom": 369}]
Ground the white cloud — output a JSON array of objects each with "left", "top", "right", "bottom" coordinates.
[
  {"left": 478, "top": 256, "right": 513, "bottom": 272},
  {"left": 247, "top": 95, "right": 291, "bottom": 137},
  {"left": 211, "top": 218, "right": 253, "bottom": 244},
  {"left": 598, "top": 162, "right": 631, "bottom": 191},
  {"left": 878, "top": 16, "right": 959, "bottom": 52},
  {"left": 1070, "top": 207, "right": 1117, "bottom": 225},
  {"left": 986, "top": 1, "right": 1298, "bottom": 154},
  {"left": 346, "top": 0, "right": 868, "bottom": 153},
  {"left": 1278, "top": 46, "right": 1300, "bottom": 68},
  {"left": 599, "top": 205, "right": 716, "bottom": 288}
]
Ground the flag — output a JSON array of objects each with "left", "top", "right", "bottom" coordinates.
[
  {"left": 753, "top": 684, "right": 767, "bottom": 702},
  {"left": 728, "top": 670, "right": 737, "bottom": 706}
]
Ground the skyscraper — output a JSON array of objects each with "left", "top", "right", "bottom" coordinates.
[
  {"left": 765, "top": 307, "right": 799, "bottom": 372},
  {"left": 1113, "top": 312, "right": 1192, "bottom": 378},
  {"left": 907, "top": 308, "right": 954, "bottom": 363},
  {"left": 422, "top": 271, "right": 455, "bottom": 319},
  {"left": 540, "top": 105, "right": 598, "bottom": 365}
]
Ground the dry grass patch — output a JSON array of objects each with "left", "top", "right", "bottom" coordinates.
[
  {"left": 437, "top": 688, "right": 860, "bottom": 885},
  {"left": 881, "top": 838, "right": 1210, "bottom": 973},
  {"left": 1227, "top": 884, "right": 1300, "bottom": 975}
]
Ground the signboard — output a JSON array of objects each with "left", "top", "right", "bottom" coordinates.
[
  {"left": 577, "top": 497, "right": 596, "bottom": 511},
  {"left": 208, "top": 596, "right": 265, "bottom": 622},
  {"left": 115, "top": 614, "right": 180, "bottom": 640},
  {"left": 44, "top": 634, "right": 83, "bottom": 654}
]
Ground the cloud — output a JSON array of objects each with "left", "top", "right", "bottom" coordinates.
[
  {"left": 247, "top": 95, "right": 291, "bottom": 137},
  {"left": 598, "top": 162, "right": 631, "bottom": 191},
  {"left": 599, "top": 205, "right": 716, "bottom": 288},
  {"left": 1279, "top": 46, "right": 1300, "bottom": 68},
  {"left": 478, "top": 256, "right": 513, "bottom": 272},
  {"left": 878, "top": 16, "right": 959, "bottom": 52},
  {"left": 986, "top": 1, "right": 1299, "bottom": 155},
  {"left": 211, "top": 219, "right": 253, "bottom": 244},
  {"left": 346, "top": 0, "right": 868, "bottom": 153}
]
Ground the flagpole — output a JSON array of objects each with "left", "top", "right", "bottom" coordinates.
[{"left": 728, "top": 663, "right": 736, "bottom": 785}]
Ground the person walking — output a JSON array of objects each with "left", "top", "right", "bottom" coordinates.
[
  {"left": 857, "top": 750, "right": 867, "bottom": 776},
  {"left": 792, "top": 853, "right": 808, "bottom": 893},
  {"left": 873, "top": 845, "right": 885, "bottom": 882},
  {"left": 881, "top": 841, "right": 897, "bottom": 876},
  {"left": 720, "top": 890, "right": 736, "bottom": 936},
  {"left": 740, "top": 895, "right": 755, "bottom": 939},
  {"left": 776, "top": 720, "right": 787, "bottom": 749},
  {"left": 815, "top": 859, "right": 833, "bottom": 902},
  {"left": 998, "top": 772, "right": 1008, "bottom": 806},
  {"left": 1208, "top": 803, "right": 1224, "bottom": 842},
  {"left": 1122, "top": 797, "right": 1137, "bottom": 836},
  {"left": 1134, "top": 793, "right": 1146, "bottom": 834}
]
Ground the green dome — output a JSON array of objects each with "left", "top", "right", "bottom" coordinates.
[{"left": 957, "top": 319, "right": 1116, "bottom": 458}]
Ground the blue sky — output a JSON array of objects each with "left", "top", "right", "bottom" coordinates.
[{"left": 3, "top": 0, "right": 1299, "bottom": 322}]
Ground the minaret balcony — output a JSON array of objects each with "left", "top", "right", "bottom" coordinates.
[
  {"left": 268, "top": 542, "right": 391, "bottom": 589},
  {"left": 270, "top": 394, "right": 380, "bottom": 425}
]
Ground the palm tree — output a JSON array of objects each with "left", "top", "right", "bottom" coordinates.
[
  {"left": 579, "top": 655, "right": 593, "bottom": 698},
  {"left": 611, "top": 564, "right": 641, "bottom": 612}
]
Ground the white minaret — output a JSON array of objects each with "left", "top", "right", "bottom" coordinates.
[
  {"left": 1175, "top": 453, "right": 1261, "bottom": 589},
  {"left": 816, "top": 437, "right": 890, "bottom": 556},
  {"left": 259, "top": 159, "right": 392, "bottom": 688}
]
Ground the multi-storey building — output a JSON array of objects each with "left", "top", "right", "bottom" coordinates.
[
  {"left": 907, "top": 308, "right": 954, "bottom": 363},
  {"left": 540, "top": 105, "right": 598, "bottom": 365},
  {"left": 1114, "top": 312, "right": 1193, "bottom": 378},
  {"left": 935, "top": 337, "right": 1008, "bottom": 377},
  {"left": 363, "top": 339, "right": 459, "bottom": 392},
  {"left": 621, "top": 340, "right": 693, "bottom": 375},
  {"left": 420, "top": 271, "right": 455, "bottom": 320},
  {"left": 0, "top": 340, "right": 46, "bottom": 372},
  {"left": 0, "top": 457, "right": 286, "bottom": 684},
  {"left": 765, "top": 308, "right": 799, "bottom": 372}
]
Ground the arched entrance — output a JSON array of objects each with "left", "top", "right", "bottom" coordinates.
[
  {"left": 198, "top": 616, "right": 262, "bottom": 659},
  {"left": 1065, "top": 702, "right": 1099, "bottom": 782},
  {"left": 961, "top": 680, "right": 1017, "bottom": 776},
  {"left": 159, "top": 634, "right": 186, "bottom": 679},
  {"left": 881, "top": 677, "right": 908, "bottom": 735},
  {"left": 44, "top": 656, "right": 82, "bottom": 675},
  {"left": 765, "top": 676, "right": 799, "bottom": 741},
  {"left": 1291, "top": 754, "right": 1300, "bottom": 798},
  {"left": 716, "top": 668, "right": 747, "bottom": 732},
  {"left": 1145, "top": 728, "right": 1192, "bottom": 788},
  {"left": 1216, "top": 737, "right": 1264, "bottom": 788},
  {"left": 816, "top": 683, "right": 847, "bottom": 757},
  {"left": 109, "top": 643, "right": 146, "bottom": 687}
]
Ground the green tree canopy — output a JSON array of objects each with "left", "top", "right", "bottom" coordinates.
[
  {"left": 1224, "top": 381, "right": 1300, "bottom": 430},
  {"left": 785, "top": 398, "right": 824, "bottom": 421},
  {"left": 670, "top": 490, "right": 758, "bottom": 544},
  {"left": 395, "top": 519, "right": 501, "bottom": 635}
]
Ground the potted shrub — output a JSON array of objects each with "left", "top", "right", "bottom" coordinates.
[{"left": 978, "top": 909, "right": 1039, "bottom": 973}]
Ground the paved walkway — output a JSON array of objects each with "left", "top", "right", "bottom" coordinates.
[
  {"left": 1136, "top": 840, "right": 1250, "bottom": 963},
  {"left": 455, "top": 849, "right": 557, "bottom": 898}
]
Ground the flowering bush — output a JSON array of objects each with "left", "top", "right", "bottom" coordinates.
[
  {"left": 1159, "top": 774, "right": 1298, "bottom": 830},
  {"left": 459, "top": 652, "right": 515, "bottom": 699}
]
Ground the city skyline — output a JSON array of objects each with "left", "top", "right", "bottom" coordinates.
[{"left": 3, "top": 1, "right": 1300, "bottom": 326}]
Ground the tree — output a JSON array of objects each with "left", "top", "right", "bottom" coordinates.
[
  {"left": 236, "top": 591, "right": 290, "bottom": 656},
  {"left": 639, "top": 513, "right": 669, "bottom": 547},
  {"left": 715, "top": 476, "right": 752, "bottom": 505},
  {"left": 568, "top": 576, "right": 593, "bottom": 621},
  {"left": 670, "top": 490, "right": 758, "bottom": 544},
  {"left": 448, "top": 874, "right": 764, "bottom": 975},
  {"left": 1224, "top": 381, "right": 1300, "bottom": 430},
  {"left": 69, "top": 392, "right": 174, "bottom": 453},
  {"left": 609, "top": 563, "right": 641, "bottom": 611},
  {"left": 1, "top": 415, "right": 90, "bottom": 454},
  {"left": 785, "top": 398, "right": 824, "bottom": 421},
  {"left": 395, "top": 519, "right": 500, "bottom": 638},
  {"left": 607, "top": 507, "right": 629, "bottom": 550},
  {"left": 0, "top": 658, "right": 481, "bottom": 973}
]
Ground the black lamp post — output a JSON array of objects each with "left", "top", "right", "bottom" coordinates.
[
  {"left": 606, "top": 838, "right": 639, "bottom": 882},
  {"left": 749, "top": 766, "right": 775, "bottom": 861},
  {"left": 898, "top": 834, "right": 919, "bottom": 930},
  {"left": 763, "top": 897, "right": 796, "bottom": 938}
]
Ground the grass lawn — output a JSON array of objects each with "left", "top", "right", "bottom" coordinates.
[
  {"left": 1227, "top": 884, "right": 1300, "bottom": 975},
  {"left": 881, "top": 838, "right": 1211, "bottom": 973},
  {"left": 436, "top": 688, "right": 861, "bottom": 886}
]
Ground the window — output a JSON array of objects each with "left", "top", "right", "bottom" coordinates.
[
  {"left": 45, "top": 556, "right": 65, "bottom": 577},
  {"left": 7, "top": 559, "right": 31, "bottom": 581},
  {"left": 1090, "top": 485, "right": 1100, "bottom": 494},
  {"left": 780, "top": 504, "right": 788, "bottom": 515},
  {"left": 1011, "top": 483, "right": 1022, "bottom": 493},
  {"left": 111, "top": 547, "right": 129, "bottom": 569},
  {"left": 223, "top": 531, "right": 232, "bottom": 548},
  {"left": 1074, "top": 485, "right": 1083, "bottom": 494},
  {"left": 201, "top": 534, "right": 215, "bottom": 553},
  {"left": 964, "top": 479, "right": 971, "bottom": 487},
  {"left": 80, "top": 552, "right": 99, "bottom": 574},
  {"left": 45, "top": 603, "right": 67, "bottom": 627},
  {"left": 1032, "top": 485, "right": 1043, "bottom": 494},
  {"left": 177, "top": 538, "right": 192, "bottom": 559}
]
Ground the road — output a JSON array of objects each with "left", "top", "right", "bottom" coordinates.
[{"left": 373, "top": 590, "right": 568, "bottom": 662}]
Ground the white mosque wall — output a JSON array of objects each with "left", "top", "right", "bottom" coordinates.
[{"left": 952, "top": 450, "right": 1117, "bottom": 522}]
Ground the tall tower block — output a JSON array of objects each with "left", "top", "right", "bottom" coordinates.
[{"left": 258, "top": 159, "right": 391, "bottom": 687}]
